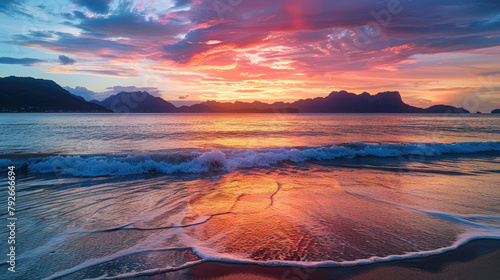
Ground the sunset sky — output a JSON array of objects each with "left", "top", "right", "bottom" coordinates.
[{"left": 0, "top": 0, "right": 499, "bottom": 111}]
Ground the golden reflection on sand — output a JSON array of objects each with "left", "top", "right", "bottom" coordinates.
[
  {"left": 180, "top": 168, "right": 463, "bottom": 261},
  {"left": 182, "top": 170, "right": 347, "bottom": 261}
]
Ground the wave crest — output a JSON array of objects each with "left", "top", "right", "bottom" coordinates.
[{"left": 2, "top": 141, "right": 499, "bottom": 177}]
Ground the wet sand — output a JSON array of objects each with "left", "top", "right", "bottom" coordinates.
[{"left": 150, "top": 239, "right": 500, "bottom": 280}]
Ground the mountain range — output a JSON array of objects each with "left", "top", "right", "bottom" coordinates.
[
  {"left": 0, "top": 76, "right": 110, "bottom": 112},
  {"left": 1, "top": 76, "right": 471, "bottom": 114},
  {"left": 92, "top": 89, "right": 469, "bottom": 114},
  {"left": 93, "top": 91, "right": 177, "bottom": 113},
  {"left": 179, "top": 91, "right": 467, "bottom": 114}
]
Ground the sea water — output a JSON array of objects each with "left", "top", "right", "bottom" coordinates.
[{"left": 0, "top": 113, "right": 499, "bottom": 279}]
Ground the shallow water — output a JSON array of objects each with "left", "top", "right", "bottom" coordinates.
[
  {"left": 0, "top": 113, "right": 499, "bottom": 279},
  {"left": 1, "top": 113, "right": 499, "bottom": 155}
]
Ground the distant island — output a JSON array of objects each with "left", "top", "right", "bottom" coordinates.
[
  {"left": 492, "top": 109, "right": 500, "bottom": 114},
  {"left": 1, "top": 76, "right": 470, "bottom": 114}
]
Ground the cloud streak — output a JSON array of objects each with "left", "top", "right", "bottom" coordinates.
[
  {"left": 0, "top": 55, "right": 77, "bottom": 66},
  {"left": 0, "top": 57, "right": 43, "bottom": 66}
]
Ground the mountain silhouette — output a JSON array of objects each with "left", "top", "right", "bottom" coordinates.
[
  {"left": 424, "top": 105, "right": 470, "bottom": 114},
  {"left": 0, "top": 76, "right": 110, "bottom": 112},
  {"left": 289, "top": 91, "right": 421, "bottom": 113},
  {"left": 0, "top": 77, "right": 471, "bottom": 114},
  {"left": 93, "top": 91, "right": 177, "bottom": 113},
  {"left": 179, "top": 90, "right": 469, "bottom": 113},
  {"left": 177, "top": 100, "right": 298, "bottom": 113}
]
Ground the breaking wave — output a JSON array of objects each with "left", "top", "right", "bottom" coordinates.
[{"left": 1, "top": 141, "right": 499, "bottom": 177}]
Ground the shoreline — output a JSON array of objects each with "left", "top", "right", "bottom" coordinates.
[{"left": 148, "top": 239, "right": 500, "bottom": 280}]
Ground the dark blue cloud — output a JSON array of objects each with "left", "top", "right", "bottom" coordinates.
[
  {"left": 12, "top": 31, "right": 140, "bottom": 55},
  {"left": 173, "top": 0, "right": 194, "bottom": 8},
  {"left": 0, "top": 0, "right": 19, "bottom": 10},
  {"left": 28, "top": 30, "right": 53, "bottom": 38},
  {"left": 61, "top": 10, "right": 87, "bottom": 21},
  {"left": 70, "top": 0, "right": 113, "bottom": 14},
  {"left": 78, "top": 12, "right": 186, "bottom": 38},
  {"left": 0, "top": 55, "right": 78, "bottom": 66},
  {"left": 73, "top": 10, "right": 87, "bottom": 19},
  {"left": 0, "top": 57, "right": 43, "bottom": 66},
  {"left": 58, "top": 55, "right": 76, "bottom": 65},
  {"left": 0, "top": 0, "right": 31, "bottom": 17}
]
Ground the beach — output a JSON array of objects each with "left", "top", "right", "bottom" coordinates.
[
  {"left": 2, "top": 0, "right": 500, "bottom": 278},
  {"left": 179, "top": 239, "right": 500, "bottom": 280},
  {"left": 0, "top": 113, "right": 499, "bottom": 279}
]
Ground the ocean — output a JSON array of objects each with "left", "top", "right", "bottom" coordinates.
[{"left": 1, "top": 113, "right": 499, "bottom": 279}]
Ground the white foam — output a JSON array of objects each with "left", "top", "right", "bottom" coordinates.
[
  {"left": 184, "top": 228, "right": 500, "bottom": 269},
  {"left": 85, "top": 260, "right": 204, "bottom": 280},
  {"left": 51, "top": 228, "right": 499, "bottom": 280},
  {"left": 42, "top": 229, "right": 185, "bottom": 280},
  {"left": 37, "top": 206, "right": 500, "bottom": 279},
  {"left": 8, "top": 141, "right": 500, "bottom": 176}
]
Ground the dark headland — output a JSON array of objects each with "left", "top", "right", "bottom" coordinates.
[
  {"left": 1, "top": 76, "right": 470, "bottom": 114},
  {"left": 0, "top": 76, "right": 110, "bottom": 112}
]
